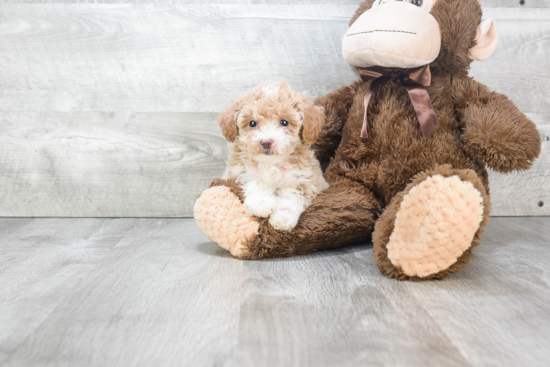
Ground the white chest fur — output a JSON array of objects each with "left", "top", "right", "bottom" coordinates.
[{"left": 244, "top": 162, "right": 308, "bottom": 191}]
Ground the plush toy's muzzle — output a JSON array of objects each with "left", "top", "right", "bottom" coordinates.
[
  {"left": 342, "top": 1, "right": 441, "bottom": 69},
  {"left": 344, "top": 0, "right": 443, "bottom": 139}
]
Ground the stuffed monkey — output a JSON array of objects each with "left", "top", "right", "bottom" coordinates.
[{"left": 194, "top": 0, "right": 541, "bottom": 281}]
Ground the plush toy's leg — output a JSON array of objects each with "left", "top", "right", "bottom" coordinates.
[
  {"left": 194, "top": 178, "right": 260, "bottom": 258},
  {"left": 373, "top": 165, "right": 491, "bottom": 281},
  {"left": 194, "top": 178, "right": 382, "bottom": 259}
]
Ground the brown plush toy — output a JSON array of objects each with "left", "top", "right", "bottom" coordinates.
[{"left": 194, "top": 0, "right": 542, "bottom": 281}]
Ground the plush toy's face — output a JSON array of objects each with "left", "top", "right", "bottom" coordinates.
[
  {"left": 343, "top": 0, "right": 499, "bottom": 70},
  {"left": 343, "top": 0, "right": 441, "bottom": 69}
]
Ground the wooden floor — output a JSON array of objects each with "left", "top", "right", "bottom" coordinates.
[{"left": 1, "top": 217, "right": 549, "bottom": 367}]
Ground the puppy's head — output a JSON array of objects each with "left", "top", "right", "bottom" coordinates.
[{"left": 219, "top": 81, "right": 324, "bottom": 160}]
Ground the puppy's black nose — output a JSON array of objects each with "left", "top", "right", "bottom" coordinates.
[{"left": 260, "top": 139, "right": 273, "bottom": 150}]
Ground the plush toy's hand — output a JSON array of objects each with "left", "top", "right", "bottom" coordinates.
[
  {"left": 461, "top": 99, "right": 541, "bottom": 173},
  {"left": 453, "top": 78, "right": 541, "bottom": 173}
]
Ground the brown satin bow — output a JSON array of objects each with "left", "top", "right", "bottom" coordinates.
[{"left": 358, "top": 65, "right": 438, "bottom": 139}]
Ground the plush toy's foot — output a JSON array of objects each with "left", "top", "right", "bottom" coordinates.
[
  {"left": 373, "top": 165, "right": 491, "bottom": 281},
  {"left": 194, "top": 180, "right": 259, "bottom": 258}
]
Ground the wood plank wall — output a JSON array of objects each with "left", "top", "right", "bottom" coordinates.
[{"left": 0, "top": 0, "right": 548, "bottom": 217}]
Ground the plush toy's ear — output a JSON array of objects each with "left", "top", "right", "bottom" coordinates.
[
  {"left": 470, "top": 19, "right": 499, "bottom": 61},
  {"left": 299, "top": 99, "right": 325, "bottom": 145},
  {"left": 218, "top": 103, "right": 240, "bottom": 142}
]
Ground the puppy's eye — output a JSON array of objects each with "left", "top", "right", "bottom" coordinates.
[
  {"left": 249, "top": 121, "right": 257, "bottom": 128},
  {"left": 280, "top": 120, "right": 289, "bottom": 127},
  {"left": 411, "top": 0, "right": 423, "bottom": 6}
]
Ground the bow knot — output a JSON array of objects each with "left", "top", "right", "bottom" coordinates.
[{"left": 358, "top": 65, "right": 438, "bottom": 139}]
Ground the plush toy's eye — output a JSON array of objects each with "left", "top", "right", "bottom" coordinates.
[
  {"left": 249, "top": 121, "right": 257, "bottom": 128},
  {"left": 280, "top": 120, "right": 289, "bottom": 127},
  {"left": 411, "top": 0, "right": 423, "bottom": 6}
]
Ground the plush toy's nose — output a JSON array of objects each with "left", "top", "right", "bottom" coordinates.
[{"left": 260, "top": 139, "right": 273, "bottom": 150}]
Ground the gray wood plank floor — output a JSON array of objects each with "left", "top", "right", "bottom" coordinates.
[{"left": 1, "top": 217, "right": 549, "bottom": 367}]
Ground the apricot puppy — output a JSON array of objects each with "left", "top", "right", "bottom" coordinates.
[{"left": 218, "top": 80, "right": 328, "bottom": 231}]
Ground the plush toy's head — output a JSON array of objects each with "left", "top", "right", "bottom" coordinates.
[
  {"left": 218, "top": 80, "right": 324, "bottom": 162},
  {"left": 343, "top": 0, "right": 499, "bottom": 73}
]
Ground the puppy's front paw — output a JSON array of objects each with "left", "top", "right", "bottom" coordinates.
[
  {"left": 244, "top": 196, "right": 276, "bottom": 218},
  {"left": 269, "top": 208, "right": 300, "bottom": 232}
]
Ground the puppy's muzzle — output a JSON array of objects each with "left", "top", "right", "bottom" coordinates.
[{"left": 260, "top": 139, "right": 274, "bottom": 152}]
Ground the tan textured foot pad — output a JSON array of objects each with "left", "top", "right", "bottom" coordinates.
[
  {"left": 193, "top": 186, "right": 259, "bottom": 258},
  {"left": 387, "top": 175, "right": 484, "bottom": 278}
]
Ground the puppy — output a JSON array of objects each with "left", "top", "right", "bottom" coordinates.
[{"left": 219, "top": 80, "right": 329, "bottom": 231}]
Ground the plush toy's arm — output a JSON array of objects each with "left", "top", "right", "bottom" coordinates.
[
  {"left": 451, "top": 76, "right": 541, "bottom": 173},
  {"left": 312, "top": 81, "right": 361, "bottom": 167}
]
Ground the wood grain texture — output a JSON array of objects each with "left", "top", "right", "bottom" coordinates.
[
  {"left": 488, "top": 125, "right": 549, "bottom": 216},
  {"left": 0, "top": 4, "right": 548, "bottom": 216},
  {"left": 0, "top": 112, "right": 226, "bottom": 217},
  {"left": 0, "top": 4, "right": 357, "bottom": 112},
  {"left": 1, "top": 217, "right": 549, "bottom": 366},
  {"left": 0, "top": 218, "right": 139, "bottom": 364},
  {"left": 2, "top": 0, "right": 548, "bottom": 7}
]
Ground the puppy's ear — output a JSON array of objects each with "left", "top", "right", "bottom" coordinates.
[
  {"left": 218, "top": 103, "right": 240, "bottom": 142},
  {"left": 299, "top": 98, "right": 325, "bottom": 145}
]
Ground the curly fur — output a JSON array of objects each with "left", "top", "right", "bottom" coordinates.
[{"left": 219, "top": 80, "right": 328, "bottom": 232}]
